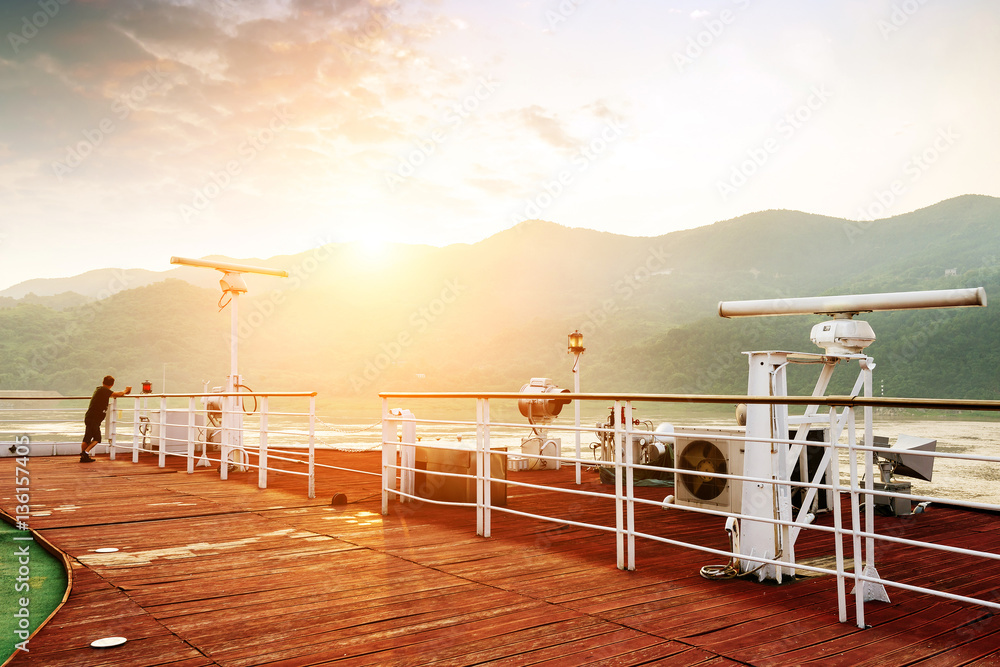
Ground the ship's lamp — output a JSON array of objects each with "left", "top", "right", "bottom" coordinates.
[{"left": 567, "top": 330, "right": 585, "bottom": 355}]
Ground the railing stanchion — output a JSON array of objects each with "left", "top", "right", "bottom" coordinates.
[
  {"left": 847, "top": 407, "right": 865, "bottom": 627},
  {"left": 830, "top": 409, "right": 848, "bottom": 623},
  {"left": 187, "top": 397, "right": 195, "bottom": 474},
  {"left": 483, "top": 398, "right": 492, "bottom": 538},
  {"left": 259, "top": 396, "right": 269, "bottom": 489},
  {"left": 401, "top": 411, "right": 416, "bottom": 498},
  {"left": 158, "top": 395, "right": 167, "bottom": 468},
  {"left": 624, "top": 400, "right": 636, "bottom": 571},
  {"left": 220, "top": 394, "right": 229, "bottom": 481},
  {"left": 614, "top": 400, "right": 625, "bottom": 570},
  {"left": 863, "top": 361, "right": 876, "bottom": 584},
  {"left": 109, "top": 397, "right": 117, "bottom": 459},
  {"left": 308, "top": 395, "right": 315, "bottom": 499},
  {"left": 381, "top": 397, "right": 393, "bottom": 514},
  {"left": 476, "top": 398, "right": 485, "bottom": 537},
  {"left": 132, "top": 396, "right": 140, "bottom": 462},
  {"left": 574, "top": 371, "right": 582, "bottom": 485}
]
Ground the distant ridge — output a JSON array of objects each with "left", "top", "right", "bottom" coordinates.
[
  {"left": 2, "top": 194, "right": 999, "bottom": 399},
  {"left": 3, "top": 195, "right": 995, "bottom": 300},
  {"left": 0, "top": 267, "right": 165, "bottom": 300}
]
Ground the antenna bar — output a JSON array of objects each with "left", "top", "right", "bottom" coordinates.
[
  {"left": 719, "top": 287, "right": 986, "bottom": 319},
  {"left": 170, "top": 256, "right": 288, "bottom": 277}
]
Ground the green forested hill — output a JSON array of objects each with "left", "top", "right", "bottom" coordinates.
[
  {"left": 2, "top": 195, "right": 999, "bottom": 400},
  {"left": 0, "top": 281, "right": 230, "bottom": 395}
]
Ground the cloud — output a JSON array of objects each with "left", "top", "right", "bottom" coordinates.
[
  {"left": 515, "top": 105, "right": 577, "bottom": 149},
  {"left": 2, "top": 0, "right": 466, "bottom": 184}
]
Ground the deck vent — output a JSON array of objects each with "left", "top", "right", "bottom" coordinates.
[{"left": 674, "top": 432, "right": 745, "bottom": 513}]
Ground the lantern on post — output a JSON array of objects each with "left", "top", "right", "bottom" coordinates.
[{"left": 567, "top": 330, "right": 585, "bottom": 483}]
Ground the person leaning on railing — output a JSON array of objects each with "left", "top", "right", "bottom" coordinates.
[{"left": 80, "top": 375, "right": 131, "bottom": 463}]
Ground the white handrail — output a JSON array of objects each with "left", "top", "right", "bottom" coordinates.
[{"left": 378, "top": 391, "right": 1000, "bottom": 629}]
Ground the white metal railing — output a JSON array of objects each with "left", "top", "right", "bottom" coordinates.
[
  {"left": 1, "top": 392, "right": 320, "bottom": 498},
  {"left": 7, "top": 390, "right": 1000, "bottom": 628},
  {"left": 112, "top": 392, "right": 318, "bottom": 498},
  {"left": 379, "top": 391, "right": 1000, "bottom": 629}
]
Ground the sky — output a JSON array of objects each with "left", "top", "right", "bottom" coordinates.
[{"left": 0, "top": 0, "right": 998, "bottom": 291}]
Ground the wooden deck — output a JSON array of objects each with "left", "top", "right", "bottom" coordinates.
[{"left": 3, "top": 451, "right": 1000, "bottom": 666}]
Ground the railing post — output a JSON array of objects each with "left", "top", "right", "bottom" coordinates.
[
  {"left": 574, "top": 369, "right": 582, "bottom": 485},
  {"left": 158, "top": 395, "right": 167, "bottom": 468},
  {"left": 401, "top": 413, "right": 415, "bottom": 499},
  {"left": 830, "top": 409, "right": 848, "bottom": 623},
  {"left": 624, "top": 400, "right": 636, "bottom": 571},
  {"left": 109, "top": 397, "right": 117, "bottom": 458},
  {"left": 381, "top": 398, "right": 393, "bottom": 514},
  {"left": 308, "top": 395, "right": 315, "bottom": 499},
  {"left": 847, "top": 406, "right": 865, "bottom": 628},
  {"left": 862, "top": 359, "right": 876, "bottom": 579},
  {"left": 259, "top": 396, "right": 269, "bottom": 489},
  {"left": 187, "top": 396, "right": 196, "bottom": 474},
  {"left": 614, "top": 400, "right": 625, "bottom": 570},
  {"left": 480, "top": 398, "right": 492, "bottom": 538},
  {"left": 220, "top": 394, "right": 229, "bottom": 481},
  {"left": 387, "top": 409, "right": 417, "bottom": 510},
  {"left": 476, "top": 398, "right": 485, "bottom": 537},
  {"left": 132, "top": 396, "right": 140, "bottom": 462}
]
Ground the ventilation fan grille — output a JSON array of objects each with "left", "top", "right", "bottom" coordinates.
[
  {"left": 673, "top": 432, "right": 744, "bottom": 512},
  {"left": 678, "top": 439, "right": 729, "bottom": 501}
]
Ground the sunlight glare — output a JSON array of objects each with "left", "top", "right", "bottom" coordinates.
[
  {"left": 342, "top": 231, "right": 394, "bottom": 270},
  {"left": 354, "top": 237, "right": 387, "bottom": 259}
]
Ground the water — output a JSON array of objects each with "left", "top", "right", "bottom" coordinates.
[{"left": 5, "top": 404, "right": 999, "bottom": 506}]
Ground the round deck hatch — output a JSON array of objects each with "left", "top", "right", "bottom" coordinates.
[{"left": 90, "top": 636, "right": 128, "bottom": 648}]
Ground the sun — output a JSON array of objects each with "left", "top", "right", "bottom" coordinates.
[
  {"left": 360, "top": 238, "right": 386, "bottom": 256},
  {"left": 350, "top": 237, "right": 388, "bottom": 260}
]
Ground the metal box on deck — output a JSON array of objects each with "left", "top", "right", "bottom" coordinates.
[
  {"left": 873, "top": 481, "right": 912, "bottom": 516},
  {"left": 413, "top": 444, "right": 507, "bottom": 505},
  {"left": 148, "top": 410, "right": 207, "bottom": 452}
]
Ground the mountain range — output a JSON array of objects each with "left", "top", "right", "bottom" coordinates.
[{"left": 2, "top": 194, "right": 998, "bottom": 401}]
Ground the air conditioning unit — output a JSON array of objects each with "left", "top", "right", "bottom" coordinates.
[{"left": 674, "top": 430, "right": 745, "bottom": 513}]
